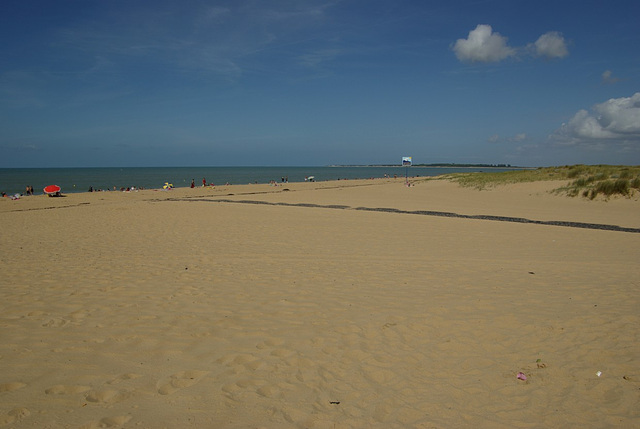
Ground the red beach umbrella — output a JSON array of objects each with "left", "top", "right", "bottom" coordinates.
[{"left": 43, "top": 184, "right": 61, "bottom": 195}]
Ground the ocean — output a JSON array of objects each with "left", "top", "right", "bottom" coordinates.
[{"left": 0, "top": 166, "right": 518, "bottom": 196}]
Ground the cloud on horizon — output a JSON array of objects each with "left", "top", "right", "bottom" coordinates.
[
  {"left": 511, "top": 133, "right": 527, "bottom": 142},
  {"left": 453, "top": 25, "right": 569, "bottom": 63},
  {"left": 552, "top": 93, "right": 640, "bottom": 149},
  {"left": 487, "top": 133, "right": 527, "bottom": 143}
]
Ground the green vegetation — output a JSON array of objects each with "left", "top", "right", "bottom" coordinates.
[{"left": 439, "top": 165, "right": 640, "bottom": 199}]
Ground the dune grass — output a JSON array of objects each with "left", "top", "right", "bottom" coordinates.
[{"left": 440, "top": 165, "right": 640, "bottom": 199}]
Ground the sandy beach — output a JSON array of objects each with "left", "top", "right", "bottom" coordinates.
[{"left": 1, "top": 177, "right": 639, "bottom": 428}]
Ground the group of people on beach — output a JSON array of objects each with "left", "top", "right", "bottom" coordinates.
[
  {"left": 192, "top": 178, "right": 217, "bottom": 188},
  {"left": 1, "top": 185, "right": 34, "bottom": 200},
  {"left": 2, "top": 174, "right": 419, "bottom": 200},
  {"left": 87, "top": 186, "right": 144, "bottom": 192}
]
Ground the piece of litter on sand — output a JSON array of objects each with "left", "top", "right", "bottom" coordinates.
[
  {"left": 517, "top": 372, "right": 527, "bottom": 381},
  {"left": 596, "top": 371, "right": 602, "bottom": 377}
]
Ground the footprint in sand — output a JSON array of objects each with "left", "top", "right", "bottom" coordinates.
[
  {"left": 256, "top": 338, "right": 285, "bottom": 349},
  {"left": 78, "top": 415, "right": 132, "bottom": 429},
  {"left": 0, "top": 408, "right": 30, "bottom": 426},
  {"left": 45, "top": 385, "right": 91, "bottom": 395},
  {"left": 156, "top": 370, "right": 210, "bottom": 395},
  {"left": 107, "top": 373, "right": 142, "bottom": 385},
  {"left": 67, "top": 309, "right": 91, "bottom": 321},
  {"left": 256, "top": 384, "right": 282, "bottom": 398},
  {"left": 0, "top": 382, "right": 27, "bottom": 393},
  {"left": 85, "top": 388, "right": 131, "bottom": 404},
  {"left": 42, "top": 318, "right": 70, "bottom": 327}
]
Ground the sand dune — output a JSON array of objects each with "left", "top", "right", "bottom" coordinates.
[{"left": 1, "top": 178, "right": 638, "bottom": 428}]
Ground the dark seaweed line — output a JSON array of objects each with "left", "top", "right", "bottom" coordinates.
[
  {"left": 169, "top": 198, "right": 640, "bottom": 234},
  {"left": 353, "top": 207, "right": 640, "bottom": 233},
  {"left": 2, "top": 202, "right": 91, "bottom": 213}
]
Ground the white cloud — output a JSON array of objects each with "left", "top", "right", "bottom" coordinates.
[
  {"left": 597, "top": 93, "right": 640, "bottom": 134},
  {"left": 510, "top": 133, "right": 526, "bottom": 142},
  {"left": 532, "top": 31, "right": 568, "bottom": 59},
  {"left": 452, "top": 25, "right": 516, "bottom": 63},
  {"left": 602, "top": 70, "right": 620, "bottom": 84},
  {"left": 552, "top": 93, "right": 640, "bottom": 147},
  {"left": 453, "top": 26, "right": 570, "bottom": 63},
  {"left": 488, "top": 133, "right": 527, "bottom": 143}
]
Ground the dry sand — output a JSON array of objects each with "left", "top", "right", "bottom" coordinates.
[{"left": 1, "top": 177, "right": 639, "bottom": 428}]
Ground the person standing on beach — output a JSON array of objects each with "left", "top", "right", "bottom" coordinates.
[
  {"left": 202, "top": 177, "right": 206, "bottom": 187},
  {"left": 191, "top": 179, "right": 195, "bottom": 188}
]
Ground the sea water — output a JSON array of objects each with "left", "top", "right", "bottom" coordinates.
[{"left": 0, "top": 166, "right": 518, "bottom": 196}]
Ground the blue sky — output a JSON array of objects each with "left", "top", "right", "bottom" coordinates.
[{"left": 1, "top": 0, "right": 639, "bottom": 167}]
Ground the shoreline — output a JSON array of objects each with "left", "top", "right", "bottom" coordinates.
[{"left": 0, "top": 165, "right": 526, "bottom": 196}]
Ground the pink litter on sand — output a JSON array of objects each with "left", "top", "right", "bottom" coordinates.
[{"left": 517, "top": 372, "right": 527, "bottom": 381}]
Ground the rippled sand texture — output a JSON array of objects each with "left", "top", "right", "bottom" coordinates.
[{"left": 1, "top": 178, "right": 639, "bottom": 428}]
